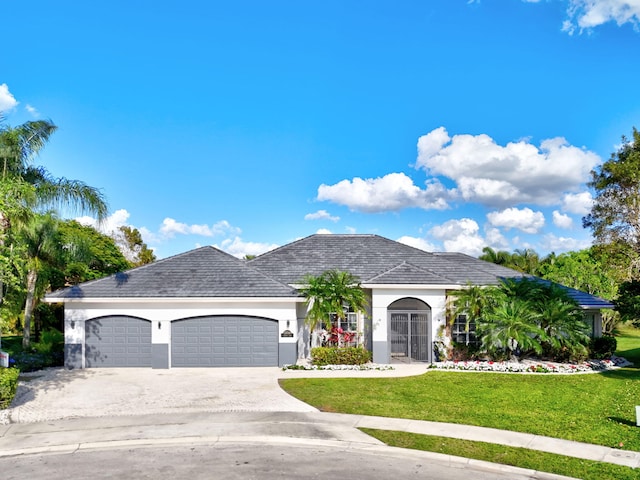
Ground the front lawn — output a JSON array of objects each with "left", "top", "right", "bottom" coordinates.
[
  {"left": 362, "top": 429, "right": 638, "bottom": 480},
  {"left": 280, "top": 327, "right": 640, "bottom": 451}
]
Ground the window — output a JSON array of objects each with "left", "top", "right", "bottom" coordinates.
[
  {"left": 452, "top": 314, "right": 478, "bottom": 346},
  {"left": 328, "top": 311, "right": 359, "bottom": 346}
]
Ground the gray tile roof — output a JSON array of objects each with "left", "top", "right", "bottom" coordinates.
[
  {"left": 47, "top": 246, "right": 299, "bottom": 299},
  {"left": 46, "top": 233, "right": 613, "bottom": 309},
  {"left": 248, "top": 234, "right": 525, "bottom": 286}
]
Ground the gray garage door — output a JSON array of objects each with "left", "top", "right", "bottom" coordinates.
[
  {"left": 171, "top": 316, "right": 278, "bottom": 367},
  {"left": 85, "top": 316, "right": 152, "bottom": 367}
]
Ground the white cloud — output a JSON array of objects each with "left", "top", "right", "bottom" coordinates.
[
  {"left": 304, "top": 210, "right": 340, "bottom": 222},
  {"left": 0, "top": 84, "right": 18, "bottom": 112},
  {"left": 541, "top": 233, "right": 592, "bottom": 253},
  {"left": 317, "top": 172, "right": 452, "bottom": 213},
  {"left": 345, "top": 226, "right": 357, "bottom": 234},
  {"left": 159, "top": 217, "right": 241, "bottom": 238},
  {"left": 429, "top": 218, "right": 486, "bottom": 256},
  {"left": 217, "top": 237, "right": 279, "bottom": 258},
  {"left": 316, "top": 228, "right": 332, "bottom": 234},
  {"left": 76, "top": 209, "right": 131, "bottom": 235},
  {"left": 487, "top": 207, "right": 545, "bottom": 234},
  {"left": 416, "top": 127, "right": 600, "bottom": 208},
  {"left": 396, "top": 236, "right": 438, "bottom": 252},
  {"left": 25, "top": 104, "right": 40, "bottom": 118},
  {"left": 562, "top": 0, "right": 640, "bottom": 34},
  {"left": 552, "top": 210, "right": 574, "bottom": 229},
  {"left": 561, "top": 191, "right": 593, "bottom": 215},
  {"left": 484, "top": 227, "right": 510, "bottom": 250}
]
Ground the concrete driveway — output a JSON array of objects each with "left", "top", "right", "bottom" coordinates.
[{"left": 3, "top": 365, "right": 428, "bottom": 424}]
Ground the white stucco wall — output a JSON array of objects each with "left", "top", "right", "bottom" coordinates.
[
  {"left": 63, "top": 298, "right": 301, "bottom": 347},
  {"left": 367, "top": 285, "right": 448, "bottom": 361}
]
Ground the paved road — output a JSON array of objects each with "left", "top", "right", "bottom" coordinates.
[
  {"left": 0, "top": 442, "right": 556, "bottom": 480},
  {"left": 0, "top": 412, "right": 574, "bottom": 480}
]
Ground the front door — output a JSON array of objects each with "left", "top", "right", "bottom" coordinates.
[{"left": 389, "top": 311, "right": 430, "bottom": 362}]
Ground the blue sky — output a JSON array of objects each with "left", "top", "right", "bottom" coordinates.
[{"left": 2, "top": 0, "right": 640, "bottom": 259}]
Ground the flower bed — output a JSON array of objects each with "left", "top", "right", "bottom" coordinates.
[
  {"left": 282, "top": 363, "right": 394, "bottom": 371},
  {"left": 428, "top": 357, "right": 628, "bottom": 374}
]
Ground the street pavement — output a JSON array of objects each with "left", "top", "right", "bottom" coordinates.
[{"left": 0, "top": 411, "right": 577, "bottom": 480}]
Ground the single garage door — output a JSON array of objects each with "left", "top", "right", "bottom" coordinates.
[
  {"left": 171, "top": 316, "right": 278, "bottom": 367},
  {"left": 85, "top": 316, "right": 152, "bottom": 367}
]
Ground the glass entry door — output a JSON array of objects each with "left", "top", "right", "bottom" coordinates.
[{"left": 390, "top": 311, "right": 430, "bottom": 362}]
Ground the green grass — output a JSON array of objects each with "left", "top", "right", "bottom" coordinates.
[
  {"left": 361, "top": 429, "right": 638, "bottom": 480},
  {"left": 280, "top": 327, "right": 640, "bottom": 452},
  {"left": 616, "top": 325, "right": 640, "bottom": 367}
]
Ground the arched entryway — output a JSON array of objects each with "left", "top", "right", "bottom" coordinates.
[{"left": 388, "top": 298, "right": 431, "bottom": 363}]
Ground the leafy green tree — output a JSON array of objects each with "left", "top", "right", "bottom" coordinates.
[
  {"left": 615, "top": 280, "right": 640, "bottom": 327},
  {"left": 537, "top": 248, "right": 617, "bottom": 299},
  {"left": 299, "top": 269, "right": 368, "bottom": 347},
  {"left": 583, "top": 127, "right": 640, "bottom": 273},
  {"left": 116, "top": 225, "right": 155, "bottom": 266},
  {"left": 55, "top": 220, "right": 132, "bottom": 287}
]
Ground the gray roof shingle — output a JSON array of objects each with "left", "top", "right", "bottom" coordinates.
[
  {"left": 248, "top": 234, "right": 525, "bottom": 286},
  {"left": 46, "top": 234, "right": 613, "bottom": 309},
  {"left": 47, "top": 246, "right": 299, "bottom": 299}
]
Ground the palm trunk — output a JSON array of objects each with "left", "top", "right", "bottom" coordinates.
[{"left": 22, "top": 268, "right": 38, "bottom": 348}]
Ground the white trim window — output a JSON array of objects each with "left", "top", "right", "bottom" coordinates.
[
  {"left": 327, "top": 312, "right": 360, "bottom": 347},
  {"left": 452, "top": 314, "right": 479, "bottom": 346}
]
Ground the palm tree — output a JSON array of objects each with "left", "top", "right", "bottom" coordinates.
[
  {"left": 0, "top": 120, "right": 108, "bottom": 220},
  {"left": 16, "top": 213, "right": 62, "bottom": 348},
  {"left": 448, "top": 282, "right": 500, "bottom": 335},
  {"left": 477, "top": 298, "right": 545, "bottom": 357},
  {"left": 479, "top": 246, "right": 512, "bottom": 266},
  {"left": 0, "top": 120, "right": 108, "bottom": 328},
  {"left": 299, "top": 269, "right": 368, "bottom": 348},
  {"left": 510, "top": 248, "right": 541, "bottom": 274}
]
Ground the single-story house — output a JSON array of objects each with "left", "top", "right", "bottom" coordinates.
[{"left": 45, "top": 234, "right": 613, "bottom": 369}]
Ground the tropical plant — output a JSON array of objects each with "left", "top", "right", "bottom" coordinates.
[
  {"left": 299, "top": 269, "right": 368, "bottom": 347},
  {"left": 451, "top": 278, "right": 593, "bottom": 361},
  {"left": 477, "top": 297, "right": 545, "bottom": 357},
  {"left": 448, "top": 282, "right": 500, "bottom": 334},
  {"left": 0, "top": 120, "right": 108, "bottom": 221},
  {"left": 478, "top": 246, "right": 512, "bottom": 266},
  {"left": 15, "top": 213, "right": 62, "bottom": 347}
]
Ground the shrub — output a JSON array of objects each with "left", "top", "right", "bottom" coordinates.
[
  {"left": 32, "top": 328, "right": 64, "bottom": 356},
  {"left": 590, "top": 335, "right": 617, "bottom": 359},
  {"left": 0, "top": 367, "right": 20, "bottom": 409},
  {"left": 311, "top": 346, "right": 372, "bottom": 366}
]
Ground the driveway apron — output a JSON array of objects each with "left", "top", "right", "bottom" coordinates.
[{"left": 4, "top": 367, "right": 318, "bottom": 424}]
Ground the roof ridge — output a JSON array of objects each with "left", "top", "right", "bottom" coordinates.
[{"left": 365, "top": 260, "right": 455, "bottom": 283}]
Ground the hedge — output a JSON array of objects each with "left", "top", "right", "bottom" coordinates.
[
  {"left": 0, "top": 368, "right": 20, "bottom": 409},
  {"left": 311, "top": 346, "right": 372, "bottom": 366}
]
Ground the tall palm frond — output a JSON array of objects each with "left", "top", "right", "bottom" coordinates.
[{"left": 24, "top": 166, "right": 108, "bottom": 221}]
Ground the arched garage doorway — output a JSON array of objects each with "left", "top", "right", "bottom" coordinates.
[
  {"left": 388, "top": 298, "right": 431, "bottom": 363},
  {"left": 85, "top": 316, "right": 152, "bottom": 367},
  {"left": 171, "top": 315, "right": 279, "bottom": 367}
]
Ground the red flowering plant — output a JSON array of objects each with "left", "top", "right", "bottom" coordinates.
[{"left": 323, "top": 326, "right": 356, "bottom": 347}]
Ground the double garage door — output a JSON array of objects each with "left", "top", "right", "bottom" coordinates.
[{"left": 84, "top": 315, "right": 278, "bottom": 367}]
